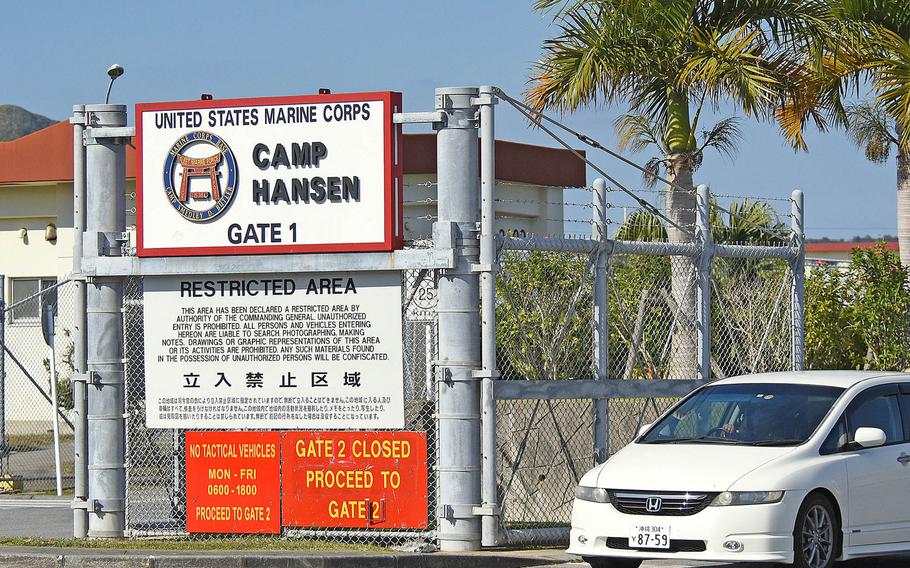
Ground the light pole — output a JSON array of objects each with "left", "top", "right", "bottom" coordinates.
[{"left": 104, "top": 64, "right": 124, "bottom": 104}]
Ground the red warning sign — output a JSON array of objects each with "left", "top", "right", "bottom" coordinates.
[
  {"left": 185, "top": 431, "right": 281, "bottom": 533},
  {"left": 280, "top": 431, "right": 428, "bottom": 528}
]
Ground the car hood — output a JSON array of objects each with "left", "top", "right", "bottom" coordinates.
[{"left": 594, "top": 443, "right": 795, "bottom": 492}]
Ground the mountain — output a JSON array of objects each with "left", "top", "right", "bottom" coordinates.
[{"left": 0, "top": 105, "right": 56, "bottom": 141}]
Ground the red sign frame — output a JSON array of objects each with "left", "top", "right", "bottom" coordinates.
[
  {"left": 280, "top": 431, "right": 428, "bottom": 529},
  {"left": 135, "top": 91, "right": 404, "bottom": 257},
  {"left": 185, "top": 431, "right": 281, "bottom": 534}
]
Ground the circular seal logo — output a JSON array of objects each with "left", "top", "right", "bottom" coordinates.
[{"left": 163, "top": 131, "right": 237, "bottom": 222}]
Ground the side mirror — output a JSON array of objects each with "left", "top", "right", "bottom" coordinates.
[
  {"left": 638, "top": 423, "right": 653, "bottom": 438},
  {"left": 854, "top": 427, "right": 887, "bottom": 449}
]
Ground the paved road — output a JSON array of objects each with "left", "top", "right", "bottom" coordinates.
[
  {"left": 545, "top": 557, "right": 910, "bottom": 568},
  {"left": 0, "top": 497, "right": 72, "bottom": 539}
]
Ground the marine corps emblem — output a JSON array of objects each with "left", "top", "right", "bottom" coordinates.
[{"left": 163, "top": 131, "right": 237, "bottom": 222}]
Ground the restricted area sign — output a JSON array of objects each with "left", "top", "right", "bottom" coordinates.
[
  {"left": 136, "top": 91, "right": 403, "bottom": 257},
  {"left": 185, "top": 431, "right": 280, "bottom": 534},
  {"left": 142, "top": 271, "right": 404, "bottom": 429},
  {"left": 281, "top": 431, "right": 427, "bottom": 528}
]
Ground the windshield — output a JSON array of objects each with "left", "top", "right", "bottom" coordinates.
[{"left": 640, "top": 383, "right": 845, "bottom": 446}]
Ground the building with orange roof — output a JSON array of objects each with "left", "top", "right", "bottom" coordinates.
[{"left": 0, "top": 119, "right": 586, "bottom": 436}]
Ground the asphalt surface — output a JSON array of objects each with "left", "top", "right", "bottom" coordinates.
[
  {"left": 546, "top": 557, "right": 910, "bottom": 568},
  {"left": 1, "top": 500, "right": 909, "bottom": 567},
  {"left": 0, "top": 496, "right": 72, "bottom": 538}
]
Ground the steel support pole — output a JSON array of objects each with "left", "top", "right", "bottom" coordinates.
[
  {"left": 790, "top": 189, "right": 805, "bottom": 371},
  {"left": 434, "top": 87, "right": 482, "bottom": 551},
  {"left": 695, "top": 185, "right": 713, "bottom": 381},
  {"left": 71, "top": 104, "right": 89, "bottom": 538},
  {"left": 84, "top": 104, "right": 127, "bottom": 538},
  {"left": 477, "top": 86, "right": 500, "bottom": 547},
  {"left": 592, "top": 179, "right": 609, "bottom": 463}
]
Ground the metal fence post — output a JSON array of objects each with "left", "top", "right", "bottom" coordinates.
[
  {"left": 434, "top": 87, "right": 482, "bottom": 551},
  {"left": 71, "top": 104, "right": 89, "bottom": 538},
  {"left": 790, "top": 189, "right": 805, "bottom": 371},
  {"left": 695, "top": 185, "right": 713, "bottom": 381},
  {"left": 592, "top": 179, "right": 610, "bottom": 463},
  {"left": 0, "top": 274, "right": 5, "bottom": 458},
  {"left": 84, "top": 104, "right": 127, "bottom": 538},
  {"left": 476, "top": 86, "right": 501, "bottom": 547}
]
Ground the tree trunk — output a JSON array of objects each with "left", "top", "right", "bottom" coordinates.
[
  {"left": 898, "top": 146, "right": 910, "bottom": 267},
  {"left": 665, "top": 154, "right": 697, "bottom": 379}
]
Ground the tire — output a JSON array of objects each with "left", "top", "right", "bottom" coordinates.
[
  {"left": 792, "top": 493, "right": 839, "bottom": 568},
  {"left": 581, "top": 557, "right": 642, "bottom": 568}
]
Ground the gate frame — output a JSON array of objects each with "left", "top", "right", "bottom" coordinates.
[{"left": 71, "top": 85, "right": 805, "bottom": 550}]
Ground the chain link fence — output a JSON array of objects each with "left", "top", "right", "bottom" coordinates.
[
  {"left": 122, "top": 267, "right": 440, "bottom": 547},
  {"left": 0, "top": 277, "right": 76, "bottom": 493},
  {"left": 491, "top": 188, "right": 801, "bottom": 544}
]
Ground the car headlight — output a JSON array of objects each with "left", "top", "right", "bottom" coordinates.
[
  {"left": 575, "top": 486, "right": 609, "bottom": 503},
  {"left": 711, "top": 491, "right": 784, "bottom": 506}
]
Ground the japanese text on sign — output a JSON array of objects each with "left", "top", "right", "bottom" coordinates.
[{"left": 143, "top": 271, "right": 404, "bottom": 429}]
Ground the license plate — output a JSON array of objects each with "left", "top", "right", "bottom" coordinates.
[{"left": 629, "top": 523, "right": 670, "bottom": 549}]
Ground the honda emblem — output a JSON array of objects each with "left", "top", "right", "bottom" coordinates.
[{"left": 646, "top": 497, "right": 662, "bottom": 512}]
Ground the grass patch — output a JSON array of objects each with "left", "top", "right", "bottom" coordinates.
[
  {"left": 4, "top": 433, "right": 74, "bottom": 452},
  {"left": 0, "top": 536, "right": 386, "bottom": 553}
]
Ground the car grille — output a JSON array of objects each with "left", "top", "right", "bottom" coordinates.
[
  {"left": 606, "top": 537, "right": 707, "bottom": 552},
  {"left": 608, "top": 490, "right": 718, "bottom": 516}
]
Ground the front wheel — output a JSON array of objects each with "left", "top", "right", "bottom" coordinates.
[
  {"left": 582, "top": 557, "right": 642, "bottom": 568},
  {"left": 792, "top": 494, "right": 839, "bottom": 568}
]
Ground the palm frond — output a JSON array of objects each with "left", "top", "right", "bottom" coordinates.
[
  {"left": 681, "top": 25, "right": 782, "bottom": 116},
  {"left": 711, "top": 198, "right": 788, "bottom": 243},
  {"left": 846, "top": 101, "right": 897, "bottom": 163},
  {"left": 643, "top": 156, "right": 665, "bottom": 188},
  {"left": 527, "top": 2, "right": 666, "bottom": 113},
  {"left": 615, "top": 209, "right": 668, "bottom": 241},
  {"left": 863, "top": 27, "right": 910, "bottom": 146},
  {"left": 614, "top": 113, "right": 665, "bottom": 154},
  {"left": 707, "top": 0, "right": 831, "bottom": 48},
  {"left": 699, "top": 116, "right": 744, "bottom": 160}
]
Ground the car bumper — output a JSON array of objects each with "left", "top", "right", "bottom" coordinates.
[{"left": 566, "top": 490, "right": 808, "bottom": 563}]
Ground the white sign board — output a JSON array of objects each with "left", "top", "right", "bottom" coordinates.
[
  {"left": 142, "top": 271, "right": 404, "bottom": 429},
  {"left": 136, "top": 92, "right": 403, "bottom": 257}
]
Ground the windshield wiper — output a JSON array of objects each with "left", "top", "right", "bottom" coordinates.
[
  {"left": 645, "top": 436, "right": 749, "bottom": 445},
  {"left": 746, "top": 439, "right": 803, "bottom": 446}
]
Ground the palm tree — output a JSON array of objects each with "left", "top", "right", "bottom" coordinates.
[
  {"left": 528, "top": 0, "right": 826, "bottom": 376},
  {"left": 612, "top": 199, "right": 790, "bottom": 378},
  {"left": 842, "top": 102, "right": 910, "bottom": 265},
  {"left": 781, "top": 2, "right": 910, "bottom": 266}
]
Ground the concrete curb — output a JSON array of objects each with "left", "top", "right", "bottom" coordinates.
[{"left": 0, "top": 547, "right": 572, "bottom": 568}]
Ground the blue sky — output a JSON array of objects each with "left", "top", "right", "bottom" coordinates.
[{"left": 0, "top": 0, "right": 895, "bottom": 239}]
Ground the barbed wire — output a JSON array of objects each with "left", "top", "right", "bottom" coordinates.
[
  {"left": 494, "top": 198, "right": 597, "bottom": 208},
  {"left": 712, "top": 192, "right": 794, "bottom": 203},
  {"left": 496, "top": 213, "right": 597, "bottom": 225},
  {"left": 494, "top": 89, "right": 694, "bottom": 239}
]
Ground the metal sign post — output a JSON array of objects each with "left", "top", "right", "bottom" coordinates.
[
  {"left": 0, "top": 275, "right": 5, "bottom": 463},
  {"left": 83, "top": 104, "right": 129, "bottom": 538},
  {"left": 434, "top": 87, "right": 482, "bottom": 551},
  {"left": 41, "top": 304, "right": 63, "bottom": 496},
  {"left": 790, "top": 189, "right": 806, "bottom": 370},
  {"left": 71, "top": 104, "right": 89, "bottom": 538}
]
